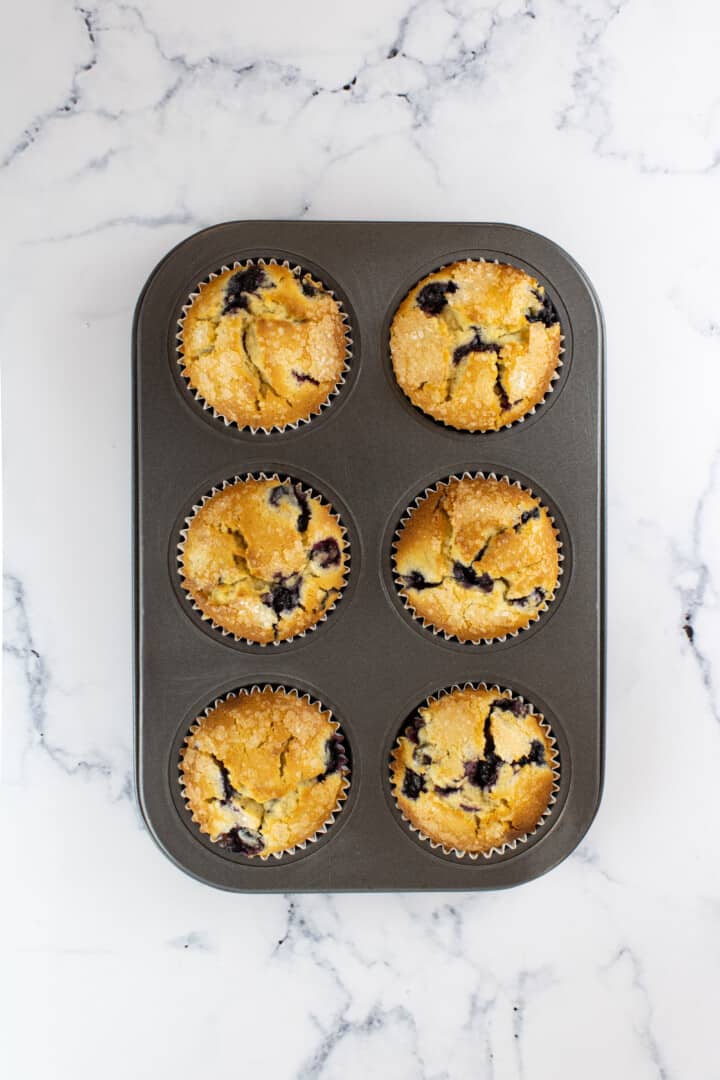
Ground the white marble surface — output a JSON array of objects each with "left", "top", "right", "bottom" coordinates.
[{"left": 3, "top": 0, "right": 720, "bottom": 1076}]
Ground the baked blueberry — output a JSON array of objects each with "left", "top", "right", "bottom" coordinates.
[
  {"left": 508, "top": 587, "right": 546, "bottom": 608},
  {"left": 452, "top": 562, "right": 494, "bottom": 591},
  {"left": 222, "top": 265, "right": 271, "bottom": 314},
  {"left": 492, "top": 697, "right": 528, "bottom": 717},
  {"left": 527, "top": 289, "right": 559, "bottom": 328},
  {"left": 402, "top": 768, "right": 426, "bottom": 799},
  {"left": 322, "top": 737, "right": 344, "bottom": 777},
  {"left": 311, "top": 538, "right": 341, "bottom": 568},
  {"left": 218, "top": 827, "right": 265, "bottom": 855},
  {"left": 416, "top": 280, "right": 458, "bottom": 316},
  {"left": 263, "top": 577, "right": 302, "bottom": 617},
  {"left": 465, "top": 756, "right": 500, "bottom": 790},
  {"left": 402, "top": 570, "right": 441, "bottom": 590}
]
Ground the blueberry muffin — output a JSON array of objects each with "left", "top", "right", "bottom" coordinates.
[
  {"left": 394, "top": 475, "right": 560, "bottom": 642},
  {"left": 179, "top": 262, "right": 348, "bottom": 430},
  {"left": 180, "top": 476, "right": 348, "bottom": 643},
  {"left": 391, "top": 686, "right": 556, "bottom": 855},
  {"left": 390, "top": 260, "right": 561, "bottom": 430},
  {"left": 180, "top": 687, "right": 349, "bottom": 858}
]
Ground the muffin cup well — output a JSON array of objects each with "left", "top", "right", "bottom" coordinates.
[
  {"left": 389, "top": 682, "right": 560, "bottom": 860},
  {"left": 176, "top": 258, "right": 352, "bottom": 433},
  {"left": 391, "top": 471, "right": 564, "bottom": 646},
  {"left": 389, "top": 257, "right": 565, "bottom": 433},
  {"left": 177, "top": 472, "right": 350, "bottom": 647},
  {"left": 179, "top": 685, "right": 350, "bottom": 861}
]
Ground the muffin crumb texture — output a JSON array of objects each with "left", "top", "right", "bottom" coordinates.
[
  {"left": 181, "top": 477, "right": 347, "bottom": 643},
  {"left": 390, "top": 260, "right": 561, "bottom": 430},
  {"left": 180, "top": 262, "right": 347, "bottom": 429},
  {"left": 180, "top": 688, "right": 348, "bottom": 858},
  {"left": 391, "top": 686, "right": 556, "bottom": 855},
  {"left": 394, "top": 475, "right": 559, "bottom": 642}
]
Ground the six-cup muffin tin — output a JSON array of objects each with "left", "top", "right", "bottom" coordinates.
[{"left": 133, "top": 221, "right": 605, "bottom": 891}]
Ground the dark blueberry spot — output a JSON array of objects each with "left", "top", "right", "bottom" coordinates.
[
  {"left": 453, "top": 562, "right": 494, "bottom": 591},
  {"left": 402, "top": 768, "right": 426, "bottom": 799},
  {"left": 218, "top": 827, "right": 265, "bottom": 856},
  {"left": 311, "top": 538, "right": 341, "bottom": 568},
  {"left": 515, "top": 507, "right": 540, "bottom": 530},
  {"left": 453, "top": 327, "right": 501, "bottom": 365},
  {"left": 405, "top": 718, "right": 424, "bottom": 744},
  {"left": 300, "top": 278, "right": 317, "bottom": 298},
  {"left": 401, "top": 570, "right": 441, "bottom": 590},
  {"left": 416, "top": 280, "right": 458, "bottom": 316},
  {"left": 262, "top": 578, "right": 302, "bottom": 617},
  {"left": 413, "top": 747, "right": 433, "bottom": 767},
  {"left": 269, "top": 482, "right": 292, "bottom": 507},
  {"left": 526, "top": 288, "right": 559, "bottom": 328},
  {"left": 322, "top": 737, "right": 343, "bottom": 777},
  {"left": 528, "top": 739, "right": 545, "bottom": 765},
  {"left": 464, "top": 756, "right": 500, "bottom": 790},
  {"left": 507, "top": 587, "right": 546, "bottom": 608},
  {"left": 223, "top": 266, "right": 270, "bottom": 314},
  {"left": 292, "top": 369, "right": 320, "bottom": 385},
  {"left": 212, "top": 755, "right": 236, "bottom": 803},
  {"left": 294, "top": 488, "right": 311, "bottom": 533},
  {"left": 434, "top": 784, "right": 459, "bottom": 796},
  {"left": 492, "top": 697, "right": 528, "bottom": 717},
  {"left": 514, "top": 740, "right": 546, "bottom": 768},
  {"left": 268, "top": 483, "right": 311, "bottom": 533}
]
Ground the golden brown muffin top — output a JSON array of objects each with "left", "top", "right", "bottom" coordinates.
[
  {"left": 394, "top": 475, "right": 560, "bottom": 642},
  {"left": 180, "top": 476, "right": 348, "bottom": 644},
  {"left": 390, "top": 260, "right": 561, "bottom": 431},
  {"left": 179, "top": 262, "right": 348, "bottom": 430},
  {"left": 391, "top": 686, "right": 557, "bottom": 855},
  {"left": 180, "top": 687, "right": 349, "bottom": 858}
]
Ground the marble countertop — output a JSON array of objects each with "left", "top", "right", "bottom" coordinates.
[{"left": 3, "top": 1, "right": 719, "bottom": 1077}]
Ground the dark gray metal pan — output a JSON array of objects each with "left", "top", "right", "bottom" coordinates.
[{"left": 133, "top": 221, "right": 604, "bottom": 891}]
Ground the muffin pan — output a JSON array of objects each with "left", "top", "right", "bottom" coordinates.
[{"left": 133, "top": 220, "right": 605, "bottom": 891}]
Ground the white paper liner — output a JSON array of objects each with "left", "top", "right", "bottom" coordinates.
[
  {"left": 176, "top": 258, "right": 352, "bottom": 433},
  {"left": 389, "top": 682, "right": 560, "bottom": 860},
  {"left": 392, "top": 471, "right": 564, "bottom": 646},
  {"left": 390, "top": 257, "right": 565, "bottom": 433},
  {"left": 177, "top": 472, "right": 350, "bottom": 647},
  {"left": 179, "top": 685, "right": 350, "bottom": 861}
]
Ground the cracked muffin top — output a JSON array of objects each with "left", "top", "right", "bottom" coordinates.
[
  {"left": 179, "top": 262, "right": 348, "bottom": 430},
  {"left": 390, "top": 260, "right": 561, "bottom": 431},
  {"left": 394, "top": 475, "right": 559, "bottom": 642},
  {"left": 180, "top": 687, "right": 349, "bottom": 858},
  {"left": 391, "top": 686, "right": 556, "bottom": 855},
  {"left": 180, "top": 477, "right": 348, "bottom": 643}
]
